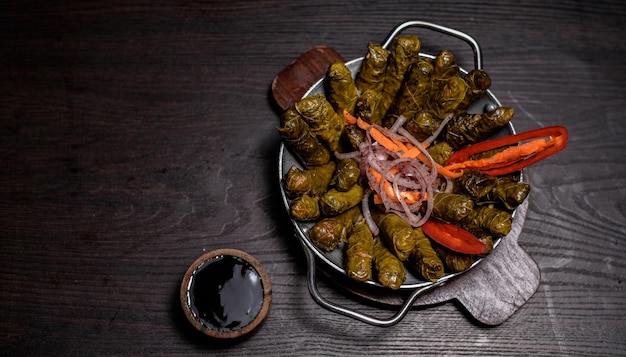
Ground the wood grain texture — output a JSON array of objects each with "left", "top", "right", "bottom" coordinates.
[
  {"left": 272, "top": 46, "right": 345, "bottom": 110},
  {"left": 1, "top": 0, "right": 625, "bottom": 356}
]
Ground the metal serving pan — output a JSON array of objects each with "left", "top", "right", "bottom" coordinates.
[{"left": 278, "top": 20, "right": 526, "bottom": 326}]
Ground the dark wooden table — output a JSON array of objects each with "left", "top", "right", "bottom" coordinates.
[{"left": 2, "top": 1, "right": 625, "bottom": 355}]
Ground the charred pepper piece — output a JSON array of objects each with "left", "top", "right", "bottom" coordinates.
[
  {"left": 422, "top": 219, "right": 487, "bottom": 255},
  {"left": 445, "top": 125, "right": 568, "bottom": 176}
]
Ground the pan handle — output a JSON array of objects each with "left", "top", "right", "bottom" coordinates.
[
  {"left": 381, "top": 20, "right": 483, "bottom": 70},
  {"left": 301, "top": 238, "right": 444, "bottom": 327}
]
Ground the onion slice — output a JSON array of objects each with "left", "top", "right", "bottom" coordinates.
[{"left": 358, "top": 123, "right": 441, "bottom": 227}]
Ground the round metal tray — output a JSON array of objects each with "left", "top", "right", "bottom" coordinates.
[{"left": 278, "top": 20, "right": 525, "bottom": 326}]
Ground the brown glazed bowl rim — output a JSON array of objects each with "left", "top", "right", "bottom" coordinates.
[{"left": 180, "top": 248, "right": 272, "bottom": 340}]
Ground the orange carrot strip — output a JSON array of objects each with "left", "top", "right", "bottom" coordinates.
[
  {"left": 356, "top": 117, "right": 370, "bottom": 130},
  {"left": 400, "top": 146, "right": 463, "bottom": 179},
  {"left": 369, "top": 166, "right": 383, "bottom": 184},
  {"left": 393, "top": 138, "right": 410, "bottom": 153},
  {"left": 370, "top": 127, "right": 401, "bottom": 152},
  {"left": 343, "top": 109, "right": 357, "bottom": 125},
  {"left": 373, "top": 191, "right": 427, "bottom": 205},
  {"left": 403, "top": 141, "right": 416, "bottom": 150},
  {"left": 435, "top": 164, "right": 464, "bottom": 179},
  {"left": 401, "top": 146, "right": 421, "bottom": 159},
  {"left": 369, "top": 167, "right": 422, "bottom": 204}
]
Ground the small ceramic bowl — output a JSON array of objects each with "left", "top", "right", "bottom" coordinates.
[{"left": 180, "top": 249, "right": 272, "bottom": 340}]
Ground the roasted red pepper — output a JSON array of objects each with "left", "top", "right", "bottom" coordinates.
[
  {"left": 445, "top": 125, "right": 568, "bottom": 176},
  {"left": 421, "top": 219, "right": 487, "bottom": 255}
]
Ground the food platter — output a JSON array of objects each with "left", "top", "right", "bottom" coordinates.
[{"left": 277, "top": 21, "right": 528, "bottom": 326}]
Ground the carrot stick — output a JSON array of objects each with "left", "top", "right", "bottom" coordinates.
[
  {"left": 370, "top": 127, "right": 401, "bottom": 152},
  {"left": 394, "top": 138, "right": 410, "bottom": 153},
  {"left": 368, "top": 167, "right": 422, "bottom": 204},
  {"left": 343, "top": 109, "right": 357, "bottom": 125},
  {"left": 356, "top": 117, "right": 370, "bottom": 130},
  {"left": 400, "top": 146, "right": 463, "bottom": 178},
  {"left": 400, "top": 146, "right": 421, "bottom": 159},
  {"left": 435, "top": 163, "right": 464, "bottom": 179}
]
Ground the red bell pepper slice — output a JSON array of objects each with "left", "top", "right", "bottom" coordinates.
[
  {"left": 446, "top": 125, "right": 568, "bottom": 176},
  {"left": 421, "top": 220, "right": 487, "bottom": 255}
]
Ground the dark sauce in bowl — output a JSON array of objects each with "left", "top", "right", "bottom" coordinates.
[
  {"left": 181, "top": 249, "right": 271, "bottom": 340},
  {"left": 190, "top": 255, "right": 264, "bottom": 331}
]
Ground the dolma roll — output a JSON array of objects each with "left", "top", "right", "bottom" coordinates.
[
  {"left": 341, "top": 124, "right": 367, "bottom": 151},
  {"left": 463, "top": 206, "right": 512, "bottom": 237},
  {"left": 346, "top": 219, "right": 374, "bottom": 282},
  {"left": 373, "top": 211, "right": 418, "bottom": 261},
  {"left": 372, "top": 35, "right": 421, "bottom": 125},
  {"left": 309, "top": 206, "right": 361, "bottom": 251},
  {"left": 431, "top": 241, "right": 475, "bottom": 273},
  {"left": 282, "top": 161, "right": 336, "bottom": 198},
  {"left": 488, "top": 176, "right": 531, "bottom": 211},
  {"left": 444, "top": 106, "right": 515, "bottom": 149},
  {"left": 456, "top": 169, "right": 497, "bottom": 200},
  {"left": 326, "top": 61, "right": 358, "bottom": 115},
  {"left": 277, "top": 108, "right": 331, "bottom": 168},
  {"left": 468, "top": 227, "right": 494, "bottom": 256},
  {"left": 289, "top": 194, "right": 320, "bottom": 221},
  {"left": 457, "top": 69, "right": 491, "bottom": 113},
  {"left": 425, "top": 76, "right": 468, "bottom": 120},
  {"left": 373, "top": 237, "right": 406, "bottom": 290},
  {"left": 384, "top": 58, "right": 434, "bottom": 127},
  {"left": 295, "top": 93, "right": 345, "bottom": 152},
  {"left": 354, "top": 89, "right": 383, "bottom": 125},
  {"left": 427, "top": 141, "right": 454, "bottom": 165},
  {"left": 433, "top": 49, "right": 460, "bottom": 81},
  {"left": 355, "top": 42, "right": 388, "bottom": 94},
  {"left": 409, "top": 227, "right": 445, "bottom": 281},
  {"left": 319, "top": 184, "right": 364, "bottom": 217},
  {"left": 432, "top": 192, "right": 474, "bottom": 222},
  {"left": 403, "top": 111, "right": 442, "bottom": 142},
  {"left": 331, "top": 158, "right": 360, "bottom": 192}
]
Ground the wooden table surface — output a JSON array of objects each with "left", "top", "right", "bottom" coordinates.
[{"left": 1, "top": 1, "right": 625, "bottom": 355}]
